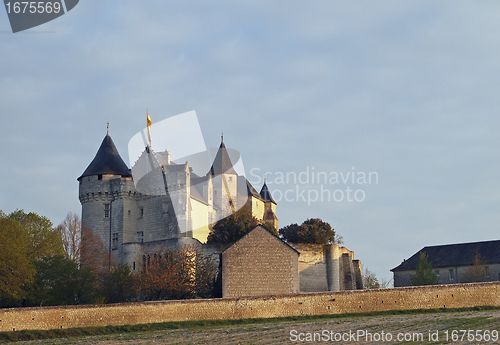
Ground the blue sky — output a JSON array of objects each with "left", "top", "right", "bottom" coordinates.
[{"left": 1, "top": 1, "right": 500, "bottom": 283}]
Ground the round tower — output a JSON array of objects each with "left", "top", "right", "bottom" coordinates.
[{"left": 77, "top": 132, "right": 136, "bottom": 266}]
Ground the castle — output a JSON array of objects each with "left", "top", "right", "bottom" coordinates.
[{"left": 78, "top": 130, "right": 277, "bottom": 270}]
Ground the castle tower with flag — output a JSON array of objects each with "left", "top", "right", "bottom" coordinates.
[{"left": 78, "top": 121, "right": 278, "bottom": 271}]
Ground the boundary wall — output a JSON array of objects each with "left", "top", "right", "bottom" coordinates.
[{"left": 1, "top": 282, "right": 499, "bottom": 332}]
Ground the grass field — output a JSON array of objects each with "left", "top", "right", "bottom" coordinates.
[{"left": 4, "top": 307, "right": 500, "bottom": 344}]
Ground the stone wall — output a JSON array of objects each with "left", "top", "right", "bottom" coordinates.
[
  {"left": 1, "top": 282, "right": 499, "bottom": 332},
  {"left": 288, "top": 243, "right": 363, "bottom": 292},
  {"left": 221, "top": 226, "right": 300, "bottom": 297}
]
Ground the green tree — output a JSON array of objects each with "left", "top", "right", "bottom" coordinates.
[
  {"left": 28, "top": 255, "right": 95, "bottom": 306},
  {"left": 409, "top": 251, "right": 437, "bottom": 286},
  {"left": 207, "top": 208, "right": 277, "bottom": 245},
  {"left": 363, "top": 268, "right": 380, "bottom": 289},
  {"left": 96, "top": 264, "right": 136, "bottom": 304},
  {"left": 194, "top": 254, "right": 218, "bottom": 298},
  {"left": 279, "top": 218, "right": 342, "bottom": 245},
  {"left": 8, "top": 210, "right": 64, "bottom": 261},
  {"left": 0, "top": 216, "right": 35, "bottom": 304}
]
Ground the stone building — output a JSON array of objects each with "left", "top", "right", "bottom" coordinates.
[
  {"left": 221, "top": 225, "right": 300, "bottom": 297},
  {"left": 289, "top": 243, "right": 363, "bottom": 292},
  {"left": 391, "top": 239, "right": 500, "bottom": 287},
  {"left": 78, "top": 131, "right": 277, "bottom": 271},
  {"left": 220, "top": 229, "right": 363, "bottom": 298}
]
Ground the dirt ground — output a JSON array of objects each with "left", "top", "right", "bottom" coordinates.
[{"left": 13, "top": 309, "right": 500, "bottom": 345}]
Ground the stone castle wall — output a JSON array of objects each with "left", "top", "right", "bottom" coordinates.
[
  {"left": 1, "top": 282, "right": 499, "bottom": 332},
  {"left": 288, "top": 243, "right": 363, "bottom": 292}
]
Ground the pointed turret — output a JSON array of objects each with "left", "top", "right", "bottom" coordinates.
[
  {"left": 208, "top": 136, "right": 237, "bottom": 176},
  {"left": 259, "top": 180, "right": 276, "bottom": 204},
  {"left": 78, "top": 133, "right": 131, "bottom": 180}
]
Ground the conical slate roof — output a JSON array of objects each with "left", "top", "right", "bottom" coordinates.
[
  {"left": 208, "top": 138, "right": 237, "bottom": 176},
  {"left": 259, "top": 181, "right": 276, "bottom": 204},
  {"left": 78, "top": 134, "right": 132, "bottom": 180}
]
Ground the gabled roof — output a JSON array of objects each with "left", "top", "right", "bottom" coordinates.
[
  {"left": 222, "top": 225, "right": 300, "bottom": 255},
  {"left": 208, "top": 138, "right": 237, "bottom": 176},
  {"left": 391, "top": 239, "right": 500, "bottom": 272},
  {"left": 78, "top": 134, "right": 131, "bottom": 180},
  {"left": 259, "top": 181, "right": 276, "bottom": 204}
]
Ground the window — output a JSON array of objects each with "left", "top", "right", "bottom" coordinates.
[
  {"left": 485, "top": 266, "right": 490, "bottom": 278},
  {"left": 98, "top": 174, "right": 102, "bottom": 180},
  {"left": 112, "top": 233, "right": 118, "bottom": 250},
  {"left": 139, "top": 207, "right": 144, "bottom": 218},
  {"left": 104, "top": 204, "right": 110, "bottom": 218},
  {"left": 137, "top": 231, "right": 144, "bottom": 244},
  {"left": 435, "top": 270, "right": 440, "bottom": 277},
  {"left": 449, "top": 269, "right": 454, "bottom": 282},
  {"left": 133, "top": 262, "right": 136, "bottom": 271},
  {"left": 228, "top": 176, "right": 233, "bottom": 181}
]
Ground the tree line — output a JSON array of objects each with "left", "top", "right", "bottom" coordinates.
[
  {"left": 1, "top": 207, "right": 386, "bottom": 308},
  {"left": 0, "top": 210, "right": 218, "bottom": 308}
]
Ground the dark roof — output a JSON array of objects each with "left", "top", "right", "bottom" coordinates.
[
  {"left": 259, "top": 181, "right": 276, "bottom": 204},
  {"left": 391, "top": 239, "right": 500, "bottom": 272},
  {"left": 208, "top": 138, "right": 237, "bottom": 176},
  {"left": 246, "top": 180, "right": 261, "bottom": 199},
  {"left": 78, "top": 134, "right": 131, "bottom": 180}
]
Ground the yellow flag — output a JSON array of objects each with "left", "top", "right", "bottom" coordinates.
[{"left": 147, "top": 110, "right": 152, "bottom": 146}]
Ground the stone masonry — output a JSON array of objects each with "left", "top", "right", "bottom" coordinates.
[{"left": 1, "top": 282, "right": 499, "bottom": 332}]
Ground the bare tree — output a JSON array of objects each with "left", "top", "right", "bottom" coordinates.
[
  {"left": 462, "top": 251, "right": 488, "bottom": 283},
  {"left": 137, "top": 244, "right": 217, "bottom": 300},
  {"left": 57, "top": 212, "right": 81, "bottom": 263},
  {"left": 57, "top": 212, "right": 111, "bottom": 271}
]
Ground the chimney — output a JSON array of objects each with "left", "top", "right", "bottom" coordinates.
[{"left": 165, "top": 149, "right": 171, "bottom": 164}]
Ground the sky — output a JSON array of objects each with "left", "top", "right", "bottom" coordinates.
[{"left": 1, "top": 1, "right": 500, "bottom": 283}]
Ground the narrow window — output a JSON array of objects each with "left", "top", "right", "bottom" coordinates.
[
  {"left": 485, "top": 266, "right": 490, "bottom": 278},
  {"left": 449, "top": 269, "right": 454, "bottom": 282},
  {"left": 139, "top": 207, "right": 144, "bottom": 218},
  {"left": 112, "top": 233, "right": 118, "bottom": 250},
  {"left": 104, "top": 203, "right": 110, "bottom": 218},
  {"left": 133, "top": 262, "right": 136, "bottom": 271}
]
